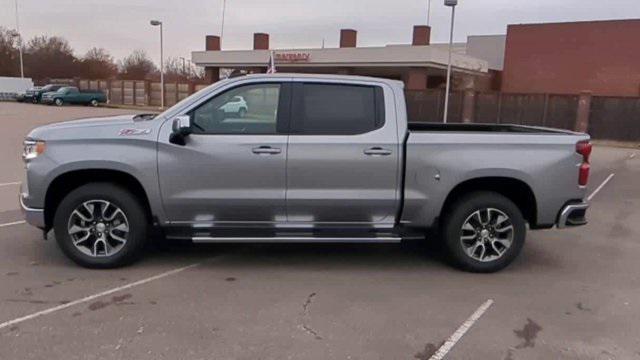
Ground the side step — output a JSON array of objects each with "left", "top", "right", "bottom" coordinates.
[{"left": 192, "top": 236, "right": 402, "bottom": 243}]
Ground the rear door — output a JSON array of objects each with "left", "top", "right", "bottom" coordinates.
[
  {"left": 157, "top": 81, "right": 291, "bottom": 225},
  {"left": 286, "top": 81, "right": 400, "bottom": 225}
]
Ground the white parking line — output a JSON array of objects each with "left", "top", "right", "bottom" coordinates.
[
  {"left": 587, "top": 173, "right": 615, "bottom": 201},
  {"left": 429, "top": 299, "right": 494, "bottom": 360},
  {"left": 0, "top": 262, "right": 203, "bottom": 331},
  {"left": 0, "top": 220, "right": 26, "bottom": 228},
  {"left": 0, "top": 182, "right": 21, "bottom": 187}
]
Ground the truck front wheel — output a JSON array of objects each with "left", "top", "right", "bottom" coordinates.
[
  {"left": 441, "top": 191, "right": 526, "bottom": 273},
  {"left": 54, "top": 98, "right": 64, "bottom": 106},
  {"left": 53, "top": 183, "right": 148, "bottom": 268}
]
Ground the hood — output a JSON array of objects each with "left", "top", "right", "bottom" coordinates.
[{"left": 27, "top": 114, "right": 160, "bottom": 141}]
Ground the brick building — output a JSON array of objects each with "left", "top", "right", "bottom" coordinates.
[{"left": 502, "top": 19, "right": 640, "bottom": 97}]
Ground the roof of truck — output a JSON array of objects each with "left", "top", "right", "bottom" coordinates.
[{"left": 238, "top": 73, "right": 405, "bottom": 89}]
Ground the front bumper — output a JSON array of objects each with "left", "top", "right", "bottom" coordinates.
[
  {"left": 19, "top": 192, "right": 45, "bottom": 229},
  {"left": 557, "top": 202, "right": 589, "bottom": 228}
]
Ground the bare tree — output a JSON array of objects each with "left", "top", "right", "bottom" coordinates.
[
  {"left": 24, "top": 35, "right": 79, "bottom": 80},
  {"left": 0, "top": 27, "right": 21, "bottom": 77},
  {"left": 118, "top": 49, "right": 157, "bottom": 80},
  {"left": 80, "top": 47, "right": 117, "bottom": 79}
]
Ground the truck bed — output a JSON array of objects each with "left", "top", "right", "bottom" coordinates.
[{"left": 408, "top": 122, "right": 578, "bottom": 135}]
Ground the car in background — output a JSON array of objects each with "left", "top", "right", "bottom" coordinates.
[
  {"left": 41, "top": 87, "right": 107, "bottom": 107},
  {"left": 17, "top": 84, "right": 66, "bottom": 103},
  {"left": 218, "top": 95, "right": 248, "bottom": 117}
]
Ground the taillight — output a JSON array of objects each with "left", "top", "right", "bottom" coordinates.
[
  {"left": 576, "top": 141, "right": 592, "bottom": 162},
  {"left": 576, "top": 141, "right": 591, "bottom": 186}
]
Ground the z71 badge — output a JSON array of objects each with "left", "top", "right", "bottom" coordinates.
[{"left": 118, "top": 128, "right": 152, "bottom": 136}]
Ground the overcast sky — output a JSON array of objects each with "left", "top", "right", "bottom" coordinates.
[{"left": 1, "top": 0, "right": 639, "bottom": 66}]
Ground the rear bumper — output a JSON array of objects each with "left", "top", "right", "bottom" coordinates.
[
  {"left": 20, "top": 192, "right": 45, "bottom": 229},
  {"left": 557, "top": 202, "right": 589, "bottom": 228}
]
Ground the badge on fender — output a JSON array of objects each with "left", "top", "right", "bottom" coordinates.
[{"left": 118, "top": 128, "right": 152, "bottom": 136}]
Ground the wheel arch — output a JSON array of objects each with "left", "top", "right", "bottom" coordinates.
[
  {"left": 440, "top": 176, "right": 538, "bottom": 228},
  {"left": 44, "top": 169, "right": 152, "bottom": 230}
]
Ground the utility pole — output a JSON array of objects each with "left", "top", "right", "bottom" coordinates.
[
  {"left": 220, "top": 0, "right": 227, "bottom": 41},
  {"left": 14, "top": 0, "right": 24, "bottom": 78}
]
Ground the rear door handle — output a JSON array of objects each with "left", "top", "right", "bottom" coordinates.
[
  {"left": 252, "top": 146, "right": 281, "bottom": 155},
  {"left": 364, "top": 147, "right": 392, "bottom": 156}
]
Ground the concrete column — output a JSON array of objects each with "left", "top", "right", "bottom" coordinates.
[
  {"left": 340, "top": 29, "right": 357, "bottom": 48},
  {"left": 575, "top": 91, "right": 592, "bottom": 132},
  {"left": 403, "top": 68, "right": 428, "bottom": 91},
  {"left": 412, "top": 25, "right": 431, "bottom": 46},
  {"left": 462, "top": 90, "right": 476, "bottom": 123}
]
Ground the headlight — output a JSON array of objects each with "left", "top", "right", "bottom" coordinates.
[{"left": 22, "top": 139, "right": 46, "bottom": 161}]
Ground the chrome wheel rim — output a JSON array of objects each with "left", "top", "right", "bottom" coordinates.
[
  {"left": 460, "top": 208, "right": 514, "bottom": 262},
  {"left": 67, "top": 200, "right": 129, "bottom": 257},
  {"left": 90, "top": 100, "right": 98, "bottom": 106}
]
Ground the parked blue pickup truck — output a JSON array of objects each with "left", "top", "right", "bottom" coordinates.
[{"left": 41, "top": 86, "right": 107, "bottom": 107}]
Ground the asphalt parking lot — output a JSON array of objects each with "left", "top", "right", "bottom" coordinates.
[{"left": 0, "top": 102, "right": 638, "bottom": 360}]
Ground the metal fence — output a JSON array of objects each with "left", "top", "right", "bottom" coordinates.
[{"left": 406, "top": 89, "right": 640, "bottom": 141}]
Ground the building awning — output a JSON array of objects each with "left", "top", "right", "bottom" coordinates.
[{"left": 192, "top": 44, "right": 489, "bottom": 75}]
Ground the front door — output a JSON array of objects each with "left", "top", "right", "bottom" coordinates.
[
  {"left": 158, "top": 82, "right": 289, "bottom": 225},
  {"left": 286, "top": 82, "right": 400, "bottom": 225}
]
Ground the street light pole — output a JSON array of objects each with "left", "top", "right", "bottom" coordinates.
[
  {"left": 150, "top": 20, "right": 164, "bottom": 109},
  {"left": 14, "top": 0, "right": 24, "bottom": 78},
  {"left": 427, "top": 0, "right": 432, "bottom": 26},
  {"left": 442, "top": 0, "right": 457, "bottom": 124}
]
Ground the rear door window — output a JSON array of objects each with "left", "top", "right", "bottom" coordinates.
[{"left": 291, "top": 83, "right": 384, "bottom": 135}]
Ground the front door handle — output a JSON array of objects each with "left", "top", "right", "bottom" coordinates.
[
  {"left": 252, "top": 146, "right": 281, "bottom": 155},
  {"left": 364, "top": 147, "right": 392, "bottom": 156}
]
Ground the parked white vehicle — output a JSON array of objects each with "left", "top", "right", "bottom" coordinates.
[{"left": 218, "top": 96, "right": 248, "bottom": 117}]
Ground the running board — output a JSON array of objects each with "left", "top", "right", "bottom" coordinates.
[{"left": 191, "top": 236, "right": 402, "bottom": 243}]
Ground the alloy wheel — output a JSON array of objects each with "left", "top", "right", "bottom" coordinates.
[
  {"left": 460, "top": 208, "right": 514, "bottom": 262},
  {"left": 67, "top": 200, "right": 129, "bottom": 257}
]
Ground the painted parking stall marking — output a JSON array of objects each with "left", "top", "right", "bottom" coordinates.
[
  {"left": 587, "top": 173, "right": 615, "bottom": 201},
  {"left": 0, "top": 262, "right": 205, "bottom": 331},
  {"left": 0, "top": 182, "right": 21, "bottom": 187},
  {"left": 429, "top": 299, "right": 494, "bottom": 360},
  {"left": 0, "top": 220, "right": 26, "bottom": 228}
]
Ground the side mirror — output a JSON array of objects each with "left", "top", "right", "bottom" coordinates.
[{"left": 169, "top": 115, "right": 192, "bottom": 145}]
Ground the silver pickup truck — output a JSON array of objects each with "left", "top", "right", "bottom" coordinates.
[{"left": 20, "top": 74, "right": 591, "bottom": 272}]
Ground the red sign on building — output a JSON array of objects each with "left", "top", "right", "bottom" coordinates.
[{"left": 275, "top": 52, "right": 311, "bottom": 63}]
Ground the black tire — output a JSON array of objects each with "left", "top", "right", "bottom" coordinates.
[
  {"left": 54, "top": 98, "right": 64, "bottom": 106},
  {"left": 53, "top": 183, "right": 149, "bottom": 268},
  {"left": 90, "top": 99, "right": 99, "bottom": 107},
  {"left": 238, "top": 108, "right": 247, "bottom": 118},
  {"left": 441, "top": 191, "right": 526, "bottom": 273},
  {"left": 32, "top": 97, "right": 39, "bottom": 104}
]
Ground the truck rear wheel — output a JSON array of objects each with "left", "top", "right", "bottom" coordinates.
[
  {"left": 90, "top": 99, "right": 99, "bottom": 107},
  {"left": 54, "top": 98, "right": 64, "bottom": 106},
  {"left": 441, "top": 191, "right": 526, "bottom": 273},
  {"left": 53, "top": 183, "right": 148, "bottom": 268}
]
